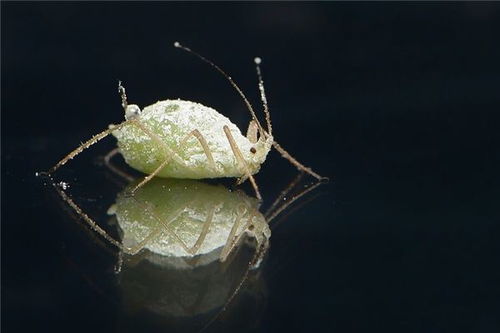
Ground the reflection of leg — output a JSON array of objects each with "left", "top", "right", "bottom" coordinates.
[
  {"left": 48, "top": 119, "right": 134, "bottom": 173},
  {"left": 223, "top": 125, "right": 262, "bottom": 200},
  {"left": 220, "top": 212, "right": 244, "bottom": 262},
  {"left": 189, "top": 205, "right": 216, "bottom": 255},
  {"left": 55, "top": 185, "right": 124, "bottom": 250},
  {"left": 273, "top": 141, "right": 327, "bottom": 181},
  {"left": 132, "top": 158, "right": 170, "bottom": 193},
  {"left": 220, "top": 207, "right": 256, "bottom": 262},
  {"left": 114, "top": 250, "right": 124, "bottom": 273},
  {"left": 104, "top": 148, "right": 135, "bottom": 182},
  {"left": 126, "top": 197, "right": 191, "bottom": 255},
  {"left": 265, "top": 172, "right": 304, "bottom": 217},
  {"left": 132, "top": 125, "right": 217, "bottom": 192},
  {"left": 266, "top": 179, "right": 323, "bottom": 224}
]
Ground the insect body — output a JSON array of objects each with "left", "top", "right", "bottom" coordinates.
[
  {"left": 112, "top": 99, "right": 273, "bottom": 180},
  {"left": 47, "top": 42, "right": 326, "bottom": 200}
]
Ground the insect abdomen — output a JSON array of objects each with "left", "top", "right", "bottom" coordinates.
[{"left": 112, "top": 100, "right": 248, "bottom": 179}]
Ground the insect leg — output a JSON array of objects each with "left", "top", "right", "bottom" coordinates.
[
  {"left": 223, "top": 125, "right": 262, "bottom": 200},
  {"left": 103, "top": 147, "right": 135, "bottom": 182},
  {"left": 188, "top": 205, "right": 216, "bottom": 255},
  {"left": 178, "top": 129, "right": 217, "bottom": 171},
  {"left": 272, "top": 141, "right": 328, "bottom": 181},
  {"left": 129, "top": 120, "right": 185, "bottom": 193},
  {"left": 47, "top": 119, "right": 134, "bottom": 174},
  {"left": 133, "top": 126, "right": 219, "bottom": 192}
]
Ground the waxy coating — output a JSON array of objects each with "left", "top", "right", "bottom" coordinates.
[{"left": 111, "top": 100, "right": 273, "bottom": 179}]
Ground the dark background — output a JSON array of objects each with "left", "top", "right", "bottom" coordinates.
[{"left": 2, "top": 2, "right": 500, "bottom": 332}]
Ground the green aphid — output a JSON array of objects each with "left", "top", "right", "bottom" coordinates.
[{"left": 47, "top": 42, "right": 326, "bottom": 200}]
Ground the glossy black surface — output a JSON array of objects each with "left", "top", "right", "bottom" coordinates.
[{"left": 3, "top": 3, "right": 500, "bottom": 332}]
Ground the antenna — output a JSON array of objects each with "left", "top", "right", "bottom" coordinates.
[
  {"left": 173, "top": 41, "right": 267, "bottom": 138},
  {"left": 254, "top": 57, "right": 273, "bottom": 136}
]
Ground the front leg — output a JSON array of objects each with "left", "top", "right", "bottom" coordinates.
[{"left": 223, "top": 125, "right": 262, "bottom": 201}]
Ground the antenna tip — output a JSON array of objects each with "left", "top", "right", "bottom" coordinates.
[
  {"left": 174, "top": 41, "right": 181, "bottom": 48},
  {"left": 254, "top": 57, "right": 262, "bottom": 65}
]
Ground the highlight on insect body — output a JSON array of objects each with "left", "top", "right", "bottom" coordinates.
[{"left": 45, "top": 42, "right": 327, "bottom": 201}]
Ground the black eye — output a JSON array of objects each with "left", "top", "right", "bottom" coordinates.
[
  {"left": 250, "top": 147, "right": 256, "bottom": 154},
  {"left": 248, "top": 224, "right": 255, "bottom": 231}
]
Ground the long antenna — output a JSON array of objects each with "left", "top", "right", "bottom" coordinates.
[
  {"left": 254, "top": 57, "right": 273, "bottom": 136},
  {"left": 173, "top": 41, "right": 267, "bottom": 138}
]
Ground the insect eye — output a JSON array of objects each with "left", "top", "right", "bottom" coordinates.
[{"left": 250, "top": 147, "right": 257, "bottom": 154}]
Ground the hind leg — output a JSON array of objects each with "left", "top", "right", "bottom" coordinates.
[
  {"left": 179, "top": 129, "right": 217, "bottom": 171},
  {"left": 132, "top": 127, "right": 217, "bottom": 193},
  {"left": 104, "top": 148, "right": 136, "bottom": 183},
  {"left": 129, "top": 120, "right": 187, "bottom": 192}
]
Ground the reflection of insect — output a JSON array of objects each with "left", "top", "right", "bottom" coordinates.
[
  {"left": 46, "top": 42, "right": 326, "bottom": 200},
  {"left": 49, "top": 162, "right": 323, "bottom": 331},
  {"left": 53, "top": 159, "right": 321, "bottom": 270},
  {"left": 109, "top": 177, "right": 271, "bottom": 266}
]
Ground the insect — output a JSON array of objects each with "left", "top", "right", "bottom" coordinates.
[{"left": 47, "top": 42, "right": 327, "bottom": 200}]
